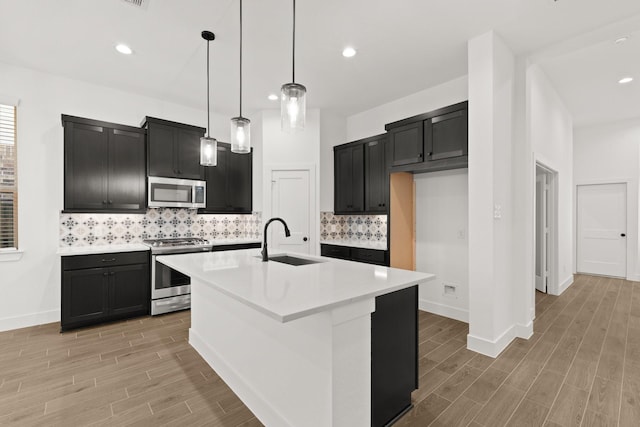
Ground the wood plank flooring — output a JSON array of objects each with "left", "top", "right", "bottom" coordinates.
[{"left": 0, "top": 274, "right": 637, "bottom": 426}]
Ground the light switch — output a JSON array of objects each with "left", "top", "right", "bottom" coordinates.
[{"left": 494, "top": 204, "right": 502, "bottom": 219}]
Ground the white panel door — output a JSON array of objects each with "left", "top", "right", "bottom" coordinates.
[
  {"left": 577, "top": 183, "right": 626, "bottom": 277},
  {"left": 270, "top": 169, "right": 311, "bottom": 254},
  {"left": 535, "top": 173, "right": 548, "bottom": 293}
]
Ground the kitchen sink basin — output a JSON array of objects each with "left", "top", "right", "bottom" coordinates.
[{"left": 267, "top": 255, "right": 324, "bottom": 266}]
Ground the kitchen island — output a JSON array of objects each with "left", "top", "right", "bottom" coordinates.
[{"left": 158, "top": 249, "right": 434, "bottom": 427}]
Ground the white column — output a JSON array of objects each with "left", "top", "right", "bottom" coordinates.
[{"left": 467, "top": 31, "right": 521, "bottom": 357}]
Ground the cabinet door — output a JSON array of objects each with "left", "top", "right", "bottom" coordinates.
[
  {"left": 425, "top": 108, "right": 468, "bottom": 161},
  {"left": 176, "top": 128, "right": 204, "bottom": 180},
  {"left": 204, "top": 145, "right": 229, "bottom": 211},
  {"left": 109, "top": 263, "right": 149, "bottom": 317},
  {"left": 64, "top": 122, "right": 108, "bottom": 211},
  {"left": 148, "top": 122, "right": 177, "bottom": 177},
  {"left": 334, "top": 145, "right": 364, "bottom": 213},
  {"left": 389, "top": 121, "right": 423, "bottom": 166},
  {"left": 108, "top": 129, "right": 146, "bottom": 211},
  {"left": 371, "top": 286, "right": 418, "bottom": 427},
  {"left": 62, "top": 268, "right": 109, "bottom": 329},
  {"left": 365, "top": 138, "right": 387, "bottom": 213},
  {"left": 227, "top": 150, "right": 253, "bottom": 213}
]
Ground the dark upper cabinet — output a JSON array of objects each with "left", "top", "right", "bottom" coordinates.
[
  {"left": 61, "top": 251, "right": 149, "bottom": 331},
  {"left": 142, "top": 117, "right": 205, "bottom": 180},
  {"left": 200, "top": 142, "right": 252, "bottom": 214},
  {"left": 425, "top": 108, "right": 468, "bottom": 161},
  {"left": 334, "top": 143, "right": 364, "bottom": 214},
  {"left": 385, "top": 101, "right": 468, "bottom": 174},
  {"left": 364, "top": 135, "right": 389, "bottom": 213},
  {"left": 63, "top": 115, "right": 146, "bottom": 213},
  {"left": 388, "top": 121, "right": 423, "bottom": 166}
]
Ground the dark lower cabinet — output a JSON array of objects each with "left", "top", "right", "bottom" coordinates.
[
  {"left": 321, "top": 244, "right": 389, "bottom": 266},
  {"left": 371, "top": 286, "right": 418, "bottom": 427},
  {"left": 61, "top": 251, "right": 149, "bottom": 331}
]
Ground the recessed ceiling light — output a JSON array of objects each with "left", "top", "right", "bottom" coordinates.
[
  {"left": 115, "top": 44, "right": 133, "bottom": 55},
  {"left": 619, "top": 77, "right": 634, "bottom": 84},
  {"left": 268, "top": 94, "right": 279, "bottom": 101},
  {"left": 615, "top": 36, "right": 628, "bottom": 44},
  {"left": 342, "top": 47, "right": 357, "bottom": 58}
]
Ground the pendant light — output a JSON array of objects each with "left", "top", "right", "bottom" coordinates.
[
  {"left": 200, "top": 30, "right": 217, "bottom": 166},
  {"left": 281, "top": 0, "right": 306, "bottom": 132},
  {"left": 230, "top": 0, "right": 251, "bottom": 153}
]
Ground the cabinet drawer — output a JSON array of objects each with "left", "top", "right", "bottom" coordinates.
[
  {"left": 63, "top": 251, "right": 149, "bottom": 271},
  {"left": 320, "top": 244, "right": 351, "bottom": 260},
  {"left": 351, "top": 248, "right": 387, "bottom": 266}
]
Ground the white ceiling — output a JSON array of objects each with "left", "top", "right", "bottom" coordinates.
[{"left": 1, "top": 0, "right": 640, "bottom": 123}]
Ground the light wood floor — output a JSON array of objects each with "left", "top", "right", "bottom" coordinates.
[{"left": 0, "top": 274, "right": 638, "bottom": 426}]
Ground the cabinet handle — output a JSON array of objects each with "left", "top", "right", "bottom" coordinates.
[
  {"left": 101, "top": 258, "right": 116, "bottom": 262},
  {"left": 303, "top": 237, "right": 308, "bottom": 242},
  {"left": 108, "top": 200, "right": 113, "bottom": 204},
  {"left": 103, "top": 272, "right": 108, "bottom": 276},
  {"left": 110, "top": 272, "right": 115, "bottom": 276},
  {"left": 418, "top": 153, "right": 423, "bottom": 158},
  {"left": 102, "top": 200, "right": 107, "bottom": 205}
]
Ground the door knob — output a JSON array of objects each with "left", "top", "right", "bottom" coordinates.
[
  {"left": 303, "top": 237, "right": 308, "bottom": 242},
  {"left": 621, "top": 233, "right": 626, "bottom": 237}
]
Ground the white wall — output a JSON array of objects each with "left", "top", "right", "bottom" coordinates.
[
  {"left": 0, "top": 61, "right": 238, "bottom": 331},
  {"left": 319, "top": 111, "right": 346, "bottom": 212},
  {"left": 574, "top": 118, "right": 640, "bottom": 280},
  {"left": 347, "top": 76, "right": 468, "bottom": 141},
  {"left": 415, "top": 170, "right": 469, "bottom": 322},
  {"left": 527, "top": 64, "right": 574, "bottom": 292}
]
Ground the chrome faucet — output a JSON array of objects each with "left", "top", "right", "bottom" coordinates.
[{"left": 262, "top": 217, "right": 291, "bottom": 262}]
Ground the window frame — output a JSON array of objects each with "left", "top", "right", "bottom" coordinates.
[{"left": 0, "top": 103, "right": 18, "bottom": 253}]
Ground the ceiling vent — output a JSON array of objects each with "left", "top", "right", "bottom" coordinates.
[{"left": 121, "top": 0, "right": 149, "bottom": 10}]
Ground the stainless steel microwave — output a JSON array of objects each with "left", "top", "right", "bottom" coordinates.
[{"left": 148, "top": 176, "right": 206, "bottom": 209}]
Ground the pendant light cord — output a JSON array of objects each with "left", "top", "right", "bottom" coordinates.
[
  {"left": 240, "top": 0, "right": 243, "bottom": 117},
  {"left": 292, "top": 0, "right": 296, "bottom": 83},
  {"left": 206, "top": 38, "right": 211, "bottom": 137}
]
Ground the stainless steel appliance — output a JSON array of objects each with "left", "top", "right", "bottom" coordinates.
[
  {"left": 143, "top": 237, "right": 212, "bottom": 315},
  {"left": 147, "top": 176, "right": 206, "bottom": 209}
]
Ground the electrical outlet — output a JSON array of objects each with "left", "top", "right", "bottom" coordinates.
[
  {"left": 443, "top": 283, "right": 457, "bottom": 298},
  {"left": 493, "top": 204, "right": 502, "bottom": 219}
]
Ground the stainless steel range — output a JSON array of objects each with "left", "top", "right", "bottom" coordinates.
[{"left": 143, "top": 238, "right": 212, "bottom": 315}]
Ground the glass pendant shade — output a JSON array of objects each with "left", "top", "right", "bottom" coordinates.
[
  {"left": 281, "top": 82, "right": 306, "bottom": 132},
  {"left": 230, "top": 117, "right": 251, "bottom": 153},
  {"left": 200, "top": 136, "right": 217, "bottom": 166}
]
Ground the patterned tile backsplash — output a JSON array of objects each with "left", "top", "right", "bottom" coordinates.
[
  {"left": 320, "top": 212, "right": 387, "bottom": 244},
  {"left": 60, "top": 209, "right": 262, "bottom": 246}
]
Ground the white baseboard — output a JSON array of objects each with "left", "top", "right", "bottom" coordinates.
[
  {"left": 627, "top": 273, "right": 640, "bottom": 282},
  {"left": 0, "top": 309, "right": 60, "bottom": 333},
  {"left": 553, "top": 275, "right": 574, "bottom": 296},
  {"left": 419, "top": 299, "right": 469, "bottom": 323},
  {"left": 189, "top": 328, "right": 291, "bottom": 427},
  {"left": 467, "top": 325, "right": 516, "bottom": 358},
  {"left": 514, "top": 320, "right": 533, "bottom": 340}
]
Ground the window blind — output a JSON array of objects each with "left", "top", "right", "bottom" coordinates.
[{"left": 0, "top": 104, "right": 17, "bottom": 249}]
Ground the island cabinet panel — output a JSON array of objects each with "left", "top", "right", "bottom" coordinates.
[
  {"left": 61, "top": 251, "right": 149, "bottom": 331},
  {"left": 371, "top": 285, "right": 418, "bottom": 427},
  {"left": 63, "top": 115, "right": 146, "bottom": 213},
  {"left": 334, "top": 143, "right": 364, "bottom": 213},
  {"left": 200, "top": 142, "right": 253, "bottom": 214},
  {"left": 143, "top": 116, "right": 205, "bottom": 180}
]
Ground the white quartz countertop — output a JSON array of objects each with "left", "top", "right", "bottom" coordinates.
[
  {"left": 209, "top": 239, "right": 261, "bottom": 246},
  {"left": 157, "top": 249, "right": 434, "bottom": 323},
  {"left": 57, "top": 244, "right": 150, "bottom": 256},
  {"left": 320, "top": 239, "right": 388, "bottom": 250}
]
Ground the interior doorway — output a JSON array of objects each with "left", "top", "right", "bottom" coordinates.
[
  {"left": 534, "top": 163, "right": 557, "bottom": 295},
  {"left": 576, "top": 183, "right": 627, "bottom": 278},
  {"left": 266, "top": 166, "right": 316, "bottom": 255}
]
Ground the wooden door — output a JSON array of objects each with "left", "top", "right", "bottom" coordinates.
[
  {"left": 270, "top": 169, "right": 311, "bottom": 254},
  {"left": 109, "top": 263, "right": 149, "bottom": 317},
  {"left": 176, "top": 128, "right": 204, "bottom": 180},
  {"left": 147, "top": 122, "right": 176, "bottom": 178},
  {"left": 227, "top": 150, "right": 253, "bottom": 213},
  {"left": 389, "top": 121, "right": 423, "bottom": 166},
  {"left": 108, "top": 128, "right": 146, "bottom": 211},
  {"left": 365, "top": 137, "right": 387, "bottom": 212},
  {"left": 203, "top": 145, "right": 229, "bottom": 212},
  {"left": 62, "top": 268, "right": 109, "bottom": 328},
  {"left": 425, "top": 108, "right": 467, "bottom": 161}
]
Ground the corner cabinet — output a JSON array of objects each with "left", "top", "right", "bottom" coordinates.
[
  {"left": 61, "top": 251, "right": 150, "bottom": 331},
  {"left": 62, "top": 115, "right": 146, "bottom": 213},
  {"left": 142, "top": 116, "right": 205, "bottom": 180},
  {"left": 199, "top": 142, "right": 252, "bottom": 214},
  {"left": 334, "top": 134, "right": 388, "bottom": 215},
  {"left": 385, "top": 101, "right": 468, "bottom": 173}
]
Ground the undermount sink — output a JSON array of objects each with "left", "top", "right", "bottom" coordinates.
[{"left": 265, "top": 255, "right": 324, "bottom": 266}]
